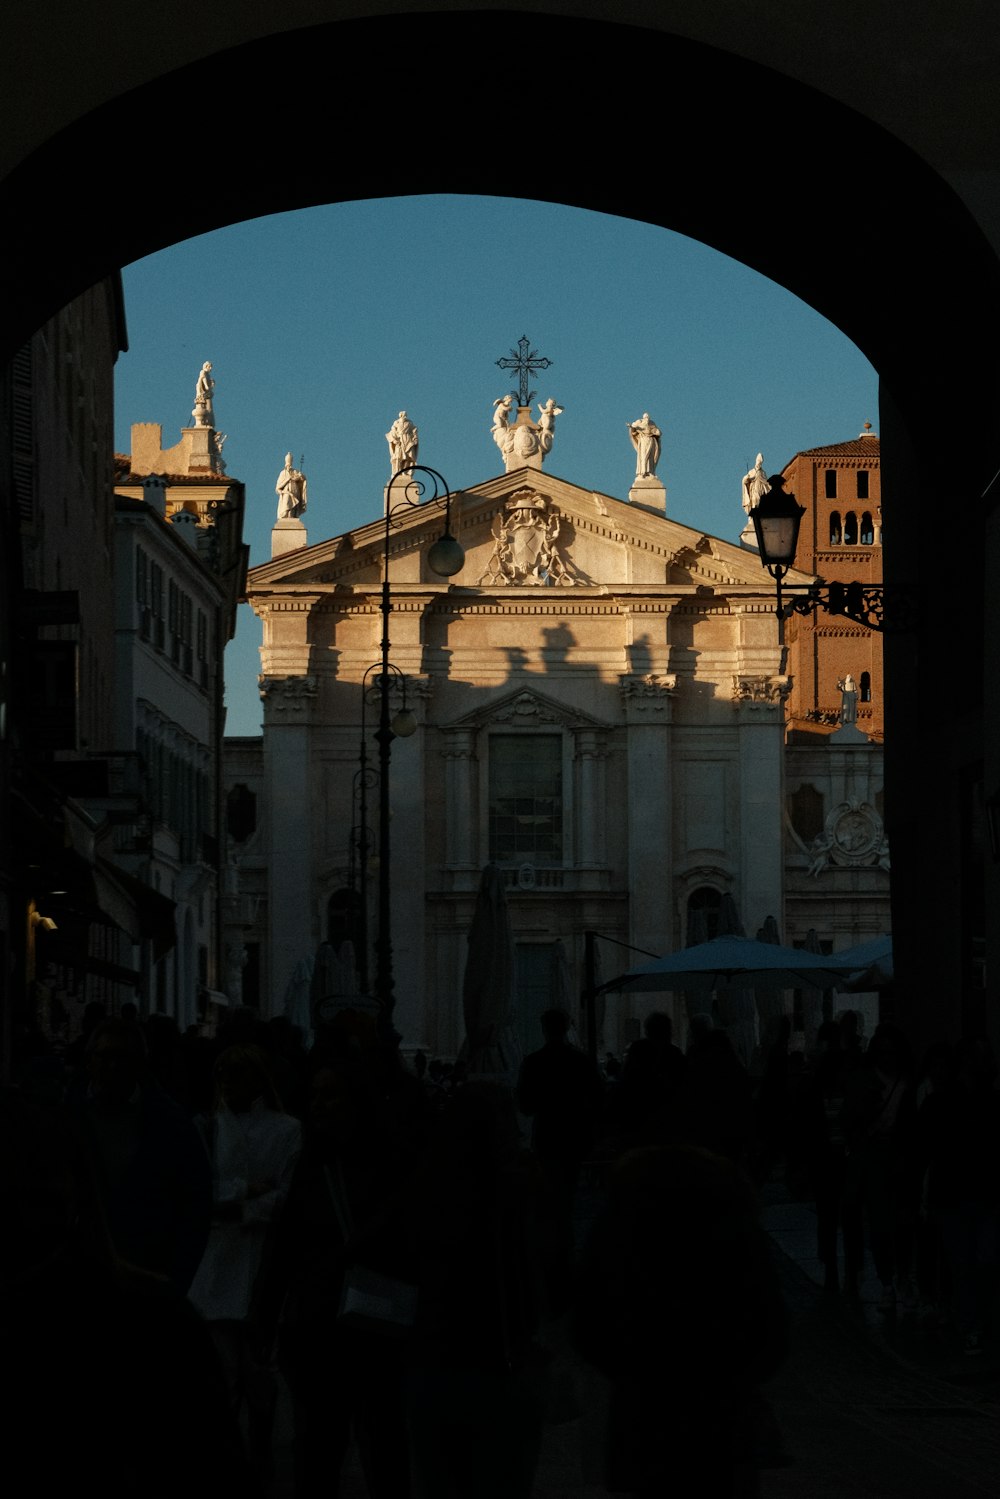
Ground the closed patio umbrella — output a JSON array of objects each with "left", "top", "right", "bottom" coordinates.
[{"left": 460, "top": 863, "right": 522, "bottom": 1086}]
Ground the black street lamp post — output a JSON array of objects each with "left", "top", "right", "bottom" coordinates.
[
  {"left": 368, "top": 465, "right": 464, "bottom": 1038},
  {"left": 350, "top": 662, "right": 411, "bottom": 996},
  {"left": 749, "top": 474, "right": 887, "bottom": 637}
]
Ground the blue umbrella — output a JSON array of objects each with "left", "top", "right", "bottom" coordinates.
[
  {"left": 600, "top": 934, "right": 863, "bottom": 995},
  {"left": 832, "top": 934, "right": 893, "bottom": 991}
]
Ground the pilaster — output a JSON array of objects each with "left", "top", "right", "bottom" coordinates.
[
  {"left": 620, "top": 673, "right": 676, "bottom": 954},
  {"left": 260, "top": 675, "right": 318, "bottom": 1016}
]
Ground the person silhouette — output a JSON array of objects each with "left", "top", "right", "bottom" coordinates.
[
  {"left": 257, "top": 1055, "right": 419, "bottom": 1498},
  {"left": 187, "top": 1043, "right": 303, "bottom": 1477},
  {"left": 3, "top": 1084, "right": 262, "bottom": 1498},
  {"left": 516, "top": 1009, "right": 605, "bottom": 1309},
  {"left": 572, "top": 1141, "right": 789, "bottom": 1498},
  {"left": 401, "top": 1082, "right": 552, "bottom": 1499},
  {"left": 69, "top": 1016, "right": 213, "bottom": 1295}
]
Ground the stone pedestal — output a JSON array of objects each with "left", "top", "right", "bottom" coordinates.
[
  {"left": 180, "top": 425, "right": 216, "bottom": 471},
  {"left": 628, "top": 475, "right": 667, "bottom": 514},
  {"left": 502, "top": 407, "right": 545, "bottom": 471},
  {"left": 271, "top": 517, "right": 308, "bottom": 558}
]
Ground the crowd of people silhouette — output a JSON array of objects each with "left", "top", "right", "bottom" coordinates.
[{"left": 5, "top": 995, "right": 999, "bottom": 1497}]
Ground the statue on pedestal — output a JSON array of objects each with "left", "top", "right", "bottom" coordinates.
[
  {"left": 627, "top": 413, "right": 662, "bottom": 478},
  {"left": 386, "top": 411, "right": 419, "bottom": 475},
  {"left": 276, "top": 452, "right": 307, "bottom": 520},
  {"left": 742, "top": 453, "right": 770, "bottom": 516},
  {"left": 192, "top": 361, "right": 215, "bottom": 427}
]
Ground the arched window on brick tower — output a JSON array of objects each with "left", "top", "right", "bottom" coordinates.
[{"left": 829, "top": 510, "right": 842, "bottom": 545}]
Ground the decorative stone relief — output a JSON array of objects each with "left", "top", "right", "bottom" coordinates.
[
  {"left": 619, "top": 673, "right": 678, "bottom": 708},
  {"left": 490, "top": 689, "right": 571, "bottom": 725},
  {"left": 258, "top": 675, "right": 318, "bottom": 710},
  {"left": 732, "top": 674, "right": 790, "bottom": 706},
  {"left": 807, "top": 799, "right": 890, "bottom": 876},
  {"left": 478, "top": 488, "right": 581, "bottom": 586},
  {"left": 448, "top": 683, "right": 608, "bottom": 736}
]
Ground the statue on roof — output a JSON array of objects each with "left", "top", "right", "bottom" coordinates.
[
  {"left": 276, "top": 452, "right": 307, "bottom": 520},
  {"left": 386, "top": 411, "right": 419, "bottom": 475},
  {"left": 742, "top": 453, "right": 770, "bottom": 515},
  {"left": 838, "top": 674, "right": 858, "bottom": 726},
  {"left": 627, "top": 413, "right": 662, "bottom": 478},
  {"left": 536, "top": 398, "right": 563, "bottom": 456},
  {"left": 193, "top": 361, "right": 215, "bottom": 428},
  {"left": 491, "top": 394, "right": 514, "bottom": 459},
  {"left": 491, "top": 394, "right": 563, "bottom": 471}
]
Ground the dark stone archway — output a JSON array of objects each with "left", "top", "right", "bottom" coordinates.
[{"left": 4, "top": 12, "right": 999, "bottom": 1053}]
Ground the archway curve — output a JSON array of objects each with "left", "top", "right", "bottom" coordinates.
[
  {"left": 5, "top": 13, "right": 1000, "bottom": 466},
  {"left": 6, "top": 8, "right": 1000, "bottom": 1053}
]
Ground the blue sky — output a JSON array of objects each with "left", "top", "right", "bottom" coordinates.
[{"left": 113, "top": 195, "right": 878, "bottom": 737}]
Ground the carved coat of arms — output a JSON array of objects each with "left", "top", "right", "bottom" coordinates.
[
  {"left": 807, "top": 799, "right": 890, "bottom": 876},
  {"left": 480, "top": 488, "right": 579, "bottom": 586}
]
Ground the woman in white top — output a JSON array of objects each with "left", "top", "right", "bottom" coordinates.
[{"left": 188, "top": 1042, "right": 302, "bottom": 1473}]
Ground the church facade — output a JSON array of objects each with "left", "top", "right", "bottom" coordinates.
[{"left": 225, "top": 396, "right": 890, "bottom": 1062}]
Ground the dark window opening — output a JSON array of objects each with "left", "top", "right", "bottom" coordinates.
[
  {"left": 687, "top": 886, "right": 722, "bottom": 944},
  {"left": 857, "top": 470, "right": 869, "bottom": 500},
  {"left": 824, "top": 469, "right": 837, "bottom": 499},
  {"left": 489, "top": 733, "right": 563, "bottom": 862},
  {"left": 226, "top": 783, "right": 257, "bottom": 843},
  {"left": 860, "top": 511, "right": 874, "bottom": 545},
  {"left": 843, "top": 511, "right": 858, "bottom": 545},
  {"left": 829, "top": 510, "right": 842, "bottom": 545},
  {"left": 327, "top": 888, "right": 363, "bottom": 957},
  {"left": 789, "top": 783, "right": 825, "bottom": 844},
  {"left": 860, "top": 672, "right": 872, "bottom": 703}
]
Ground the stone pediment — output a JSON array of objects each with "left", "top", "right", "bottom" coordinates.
[
  {"left": 246, "top": 467, "right": 816, "bottom": 593},
  {"left": 447, "top": 684, "right": 611, "bottom": 733}
]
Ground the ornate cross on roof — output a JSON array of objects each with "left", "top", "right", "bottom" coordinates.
[{"left": 496, "top": 335, "right": 552, "bottom": 408}]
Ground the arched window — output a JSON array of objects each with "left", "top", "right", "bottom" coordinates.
[
  {"left": 860, "top": 511, "right": 874, "bottom": 545},
  {"left": 687, "top": 886, "right": 722, "bottom": 944},
  {"left": 860, "top": 672, "right": 872, "bottom": 702},
  {"left": 843, "top": 510, "right": 858, "bottom": 545},
  {"left": 226, "top": 782, "right": 257, "bottom": 843},
  {"left": 829, "top": 510, "right": 842, "bottom": 545},
  {"left": 789, "top": 783, "right": 825, "bottom": 844},
  {"left": 327, "top": 888, "right": 363, "bottom": 956}
]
